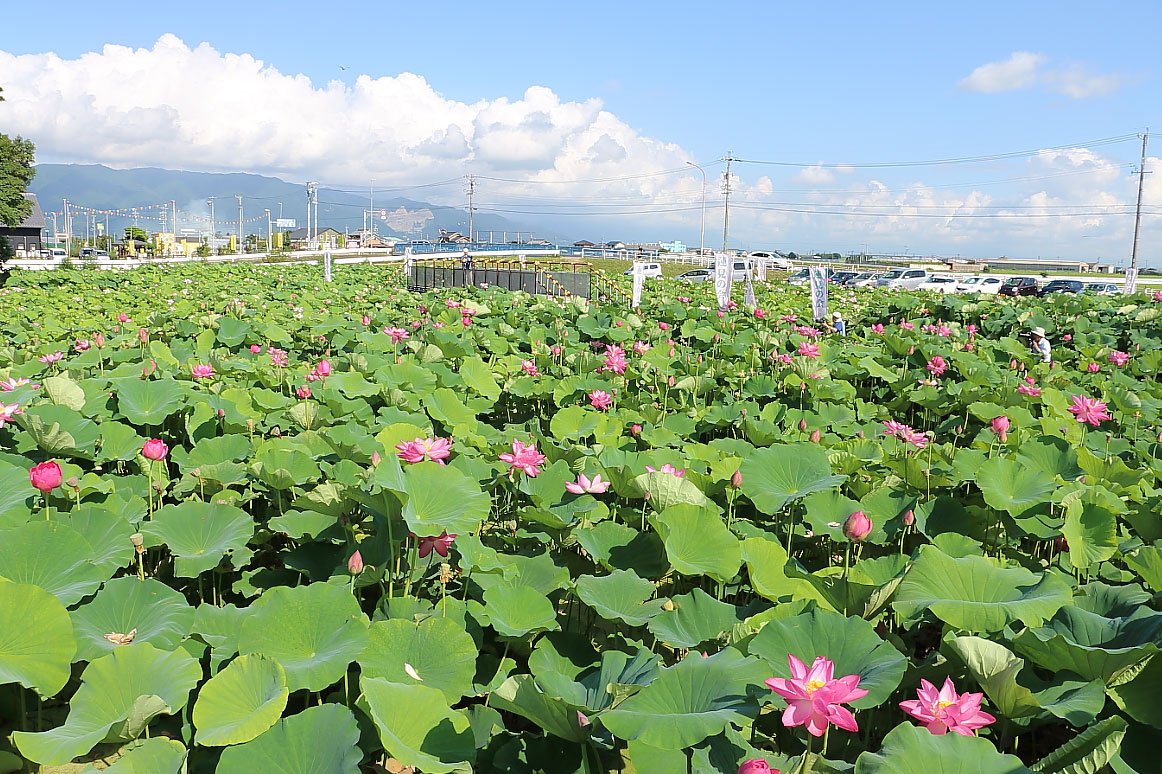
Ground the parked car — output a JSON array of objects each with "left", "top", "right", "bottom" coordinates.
[
  {"left": 786, "top": 268, "right": 835, "bottom": 286},
  {"left": 676, "top": 268, "right": 712, "bottom": 283},
  {"left": 1038, "top": 279, "right": 1084, "bottom": 296},
  {"left": 917, "top": 276, "right": 961, "bottom": 294},
  {"left": 1084, "top": 282, "right": 1120, "bottom": 296},
  {"left": 829, "top": 271, "right": 858, "bottom": 286},
  {"left": 79, "top": 248, "right": 97, "bottom": 258},
  {"left": 844, "top": 272, "right": 883, "bottom": 287},
  {"left": 623, "top": 262, "right": 662, "bottom": 278},
  {"left": 956, "top": 275, "right": 1005, "bottom": 294},
  {"left": 876, "top": 269, "right": 930, "bottom": 290},
  {"left": 998, "top": 277, "right": 1039, "bottom": 296},
  {"left": 747, "top": 251, "right": 793, "bottom": 271},
  {"left": 731, "top": 259, "right": 753, "bottom": 282}
]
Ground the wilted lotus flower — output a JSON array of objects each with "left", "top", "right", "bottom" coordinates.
[
  {"left": 295, "top": 385, "right": 312, "bottom": 400},
  {"left": 103, "top": 628, "right": 137, "bottom": 646}
]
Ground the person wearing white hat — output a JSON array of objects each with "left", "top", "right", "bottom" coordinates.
[
  {"left": 830, "top": 310, "right": 846, "bottom": 337},
  {"left": 1030, "top": 327, "right": 1051, "bottom": 363}
]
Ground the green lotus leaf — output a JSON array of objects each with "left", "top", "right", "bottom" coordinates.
[
  {"left": 532, "top": 647, "right": 660, "bottom": 714},
  {"left": 482, "top": 585, "right": 560, "bottom": 637},
  {"left": 1031, "top": 716, "right": 1127, "bottom": 774},
  {"left": 652, "top": 504, "right": 740, "bottom": 582},
  {"left": 80, "top": 738, "right": 187, "bottom": 774},
  {"left": 490, "top": 674, "right": 592, "bottom": 743},
  {"left": 1012, "top": 606, "right": 1162, "bottom": 684},
  {"left": 0, "top": 461, "right": 36, "bottom": 528},
  {"left": 1062, "top": 499, "right": 1118, "bottom": 569},
  {"left": 398, "top": 461, "right": 490, "bottom": 536},
  {"left": 142, "top": 500, "right": 254, "bottom": 577},
  {"left": 42, "top": 375, "right": 86, "bottom": 411},
  {"left": 600, "top": 649, "right": 761, "bottom": 750},
  {"left": 575, "top": 570, "right": 666, "bottom": 626},
  {"left": 574, "top": 521, "right": 669, "bottom": 579},
  {"left": 473, "top": 551, "right": 571, "bottom": 595},
  {"left": 739, "top": 443, "right": 846, "bottom": 514},
  {"left": 13, "top": 643, "right": 201, "bottom": 766},
  {"left": 1015, "top": 436, "right": 1082, "bottom": 481},
  {"left": 741, "top": 536, "right": 835, "bottom": 608},
  {"left": 70, "top": 577, "right": 194, "bottom": 661},
  {"left": 115, "top": 377, "right": 186, "bottom": 426},
  {"left": 17, "top": 405, "right": 100, "bottom": 458},
  {"left": 854, "top": 722, "right": 1034, "bottom": 774},
  {"left": 0, "top": 520, "right": 108, "bottom": 606},
  {"left": 1123, "top": 544, "right": 1162, "bottom": 593},
  {"left": 748, "top": 608, "right": 905, "bottom": 709},
  {"left": 894, "top": 546, "right": 1072, "bottom": 632},
  {"left": 191, "top": 603, "right": 246, "bottom": 673},
  {"left": 0, "top": 581, "right": 76, "bottom": 697},
  {"left": 361, "top": 678, "right": 476, "bottom": 774},
  {"left": 1108, "top": 652, "right": 1162, "bottom": 727},
  {"left": 193, "top": 654, "right": 289, "bottom": 746},
  {"left": 358, "top": 617, "right": 477, "bottom": 702},
  {"left": 629, "top": 472, "right": 711, "bottom": 511},
  {"left": 460, "top": 356, "right": 501, "bottom": 400},
  {"left": 251, "top": 447, "right": 320, "bottom": 490},
  {"left": 647, "top": 588, "right": 745, "bottom": 650},
  {"left": 975, "top": 457, "right": 1056, "bottom": 516},
  {"left": 171, "top": 434, "right": 253, "bottom": 472},
  {"left": 61, "top": 506, "right": 134, "bottom": 575},
  {"left": 216, "top": 704, "right": 362, "bottom": 774},
  {"left": 238, "top": 582, "right": 370, "bottom": 692}
]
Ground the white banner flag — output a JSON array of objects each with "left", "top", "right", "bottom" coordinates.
[
  {"left": 756, "top": 258, "right": 767, "bottom": 282},
  {"left": 323, "top": 249, "right": 333, "bottom": 283},
  {"left": 1124, "top": 268, "right": 1138, "bottom": 295},
  {"left": 403, "top": 246, "right": 413, "bottom": 279},
  {"left": 744, "top": 265, "right": 756, "bottom": 306},
  {"left": 631, "top": 261, "right": 645, "bottom": 307},
  {"left": 714, "top": 253, "right": 733, "bottom": 309},
  {"left": 809, "top": 267, "right": 829, "bottom": 322}
]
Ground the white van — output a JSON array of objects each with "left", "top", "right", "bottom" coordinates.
[
  {"left": 747, "top": 251, "right": 793, "bottom": 271},
  {"left": 877, "top": 268, "right": 929, "bottom": 290},
  {"left": 623, "top": 262, "right": 662, "bottom": 278}
]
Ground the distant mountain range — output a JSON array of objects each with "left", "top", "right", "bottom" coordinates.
[{"left": 29, "top": 164, "right": 560, "bottom": 242}]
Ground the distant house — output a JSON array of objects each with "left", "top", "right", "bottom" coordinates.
[
  {"left": 438, "top": 229, "right": 470, "bottom": 244},
  {"left": 603, "top": 241, "right": 626, "bottom": 250},
  {"left": 0, "top": 193, "right": 46, "bottom": 257},
  {"left": 287, "top": 227, "right": 341, "bottom": 250},
  {"left": 572, "top": 240, "right": 595, "bottom": 247},
  {"left": 349, "top": 230, "right": 393, "bottom": 249},
  {"left": 658, "top": 240, "right": 686, "bottom": 253}
]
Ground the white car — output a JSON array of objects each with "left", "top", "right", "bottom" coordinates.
[
  {"left": 748, "top": 251, "right": 793, "bottom": 271},
  {"left": 876, "top": 269, "right": 929, "bottom": 290},
  {"left": 847, "top": 272, "right": 883, "bottom": 288},
  {"left": 917, "top": 276, "right": 961, "bottom": 294},
  {"left": 956, "top": 276, "right": 1005, "bottom": 295},
  {"left": 623, "top": 262, "right": 662, "bottom": 278}
]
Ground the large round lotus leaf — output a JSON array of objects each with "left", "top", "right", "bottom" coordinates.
[
  {"left": 1062, "top": 500, "right": 1118, "bottom": 569},
  {"left": 399, "top": 462, "right": 490, "bottom": 537},
  {"left": 79, "top": 738, "right": 187, "bottom": 774},
  {"left": 62, "top": 506, "right": 134, "bottom": 575},
  {"left": 251, "top": 447, "right": 320, "bottom": 490},
  {"left": 358, "top": 617, "right": 477, "bottom": 702},
  {"left": 482, "top": 585, "right": 560, "bottom": 638},
  {"left": 0, "top": 520, "right": 108, "bottom": 606},
  {"left": 1011, "top": 606, "right": 1162, "bottom": 684},
  {"left": 360, "top": 677, "right": 476, "bottom": 774},
  {"left": 472, "top": 551, "right": 571, "bottom": 596},
  {"left": 1109, "top": 652, "right": 1162, "bottom": 727},
  {"left": 1015, "top": 436, "right": 1083, "bottom": 480},
  {"left": 142, "top": 500, "right": 254, "bottom": 577},
  {"left": 748, "top": 608, "right": 905, "bottom": 709},
  {"left": 216, "top": 704, "right": 362, "bottom": 774},
  {"left": 0, "top": 581, "right": 77, "bottom": 697},
  {"left": 238, "top": 582, "right": 369, "bottom": 692},
  {"left": 574, "top": 521, "right": 669, "bottom": 579},
  {"left": 739, "top": 443, "right": 846, "bottom": 514},
  {"left": 975, "top": 457, "right": 1056, "bottom": 516},
  {"left": 854, "top": 722, "right": 1033, "bottom": 774},
  {"left": 629, "top": 472, "right": 711, "bottom": 511},
  {"left": 601, "top": 648, "right": 763, "bottom": 750},
  {"left": 13, "top": 642, "right": 201, "bottom": 766},
  {"left": 894, "top": 546, "right": 1073, "bottom": 632},
  {"left": 741, "top": 536, "right": 834, "bottom": 609},
  {"left": 193, "top": 654, "right": 289, "bottom": 746},
  {"left": 70, "top": 577, "right": 194, "bottom": 661},
  {"left": 0, "top": 460, "right": 36, "bottom": 528},
  {"left": 575, "top": 570, "right": 666, "bottom": 626},
  {"left": 115, "top": 377, "right": 186, "bottom": 425},
  {"left": 532, "top": 647, "right": 661, "bottom": 715},
  {"left": 653, "top": 504, "right": 740, "bottom": 582},
  {"left": 647, "top": 588, "right": 744, "bottom": 650},
  {"left": 489, "top": 674, "right": 592, "bottom": 743}
]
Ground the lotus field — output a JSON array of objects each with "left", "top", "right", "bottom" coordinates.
[{"left": 3, "top": 263, "right": 1162, "bottom": 774}]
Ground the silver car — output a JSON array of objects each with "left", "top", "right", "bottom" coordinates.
[{"left": 876, "top": 269, "right": 929, "bottom": 290}]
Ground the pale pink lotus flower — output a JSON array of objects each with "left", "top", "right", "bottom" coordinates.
[
  {"left": 384, "top": 326, "right": 410, "bottom": 344},
  {"left": 797, "top": 342, "right": 820, "bottom": 359},
  {"left": 900, "top": 321, "right": 915, "bottom": 330},
  {"left": 900, "top": 677, "right": 996, "bottom": 736},
  {"left": 38, "top": 352, "right": 64, "bottom": 365},
  {"left": 781, "top": 314, "right": 798, "bottom": 323},
  {"left": 937, "top": 324, "right": 952, "bottom": 338},
  {"left": 926, "top": 356, "right": 947, "bottom": 376},
  {"left": 1086, "top": 362, "right": 1100, "bottom": 373},
  {"left": 191, "top": 364, "right": 215, "bottom": 379},
  {"left": 415, "top": 531, "right": 456, "bottom": 558},
  {"left": 677, "top": 296, "right": 691, "bottom": 303},
  {"left": 499, "top": 439, "right": 547, "bottom": 477},
  {"left": 565, "top": 473, "right": 611, "bottom": 495},
  {"left": 602, "top": 345, "right": 628, "bottom": 375},
  {"left": 1017, "top": 382, "right": 1042, "bottom": 397},
  {"left": 269, "top": 348, "right": 289, "bottom": 368},
  {"left": 764, "top": 655, "right": 868, "bottom": 737},
  {"left": 0, "top": 403, "right": 21, "bottom": 428},
  {"left": 0, "top": 377, "right": 33, "bottom": 392},
  {"left": 250, "top": 344, "right": 262, "bottom": 354},
  {"left": 589, "top": 390, "right": 613, "bottom": 410},
  {"left": 870, "top": 324, "right": 885, "bottom": 334},
  {"left": 632, "top": 340, "right": 650, "bottom": 355},
  {"left": 882, "top": 419, "right": 908, "bottom": 438},
  {"left": 901, "top": 427, "right": 929, "bottom": 450},
  {"left": 295, "top": 385, "right": 312, "bottom": 399},
  {"left": 74, "top": 339, "right": 91, "bottom": 352},
  {"left": 1109, "top": 351, "right": 1129, "bottom": 367},
  {"left": 1067, "top": 394, "right": 1110, "bottom": 427},
  {"left": 774, "top": 353, "right": 794, "bottom": 365},
  {"left": 395, "top": 437, "right": 453, "bottom": 464},
  {"left": 645, "top": 463, "right": 685, "bottom": 478},
  {"left": 520, "top": 360, "right": 539, "bottom": 376},
  {"left": 446, "top": 299, "right": 461, "bottom": 309}
]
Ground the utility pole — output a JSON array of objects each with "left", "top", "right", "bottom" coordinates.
[
  {"left": 208, "top": 198, "right": 215, "bottom": 249},
  {"left": 172, "top": 200, "right": 177, "bottom": 242},
  {"left": 236, "top": 195, "right": 243, "bottom": 253},
  {"left": 370, "top": 179, "right": 375, "bottom": 238},
  {"left": 467, "top": 174, "right": 476, "bottom": 244},
  {"left": 1131, "top": 130, "right": 1149, "bottom": 276},
  {"left": 305, "top": 182, "right": 316, "bottom": 248},
  {"left": 722, "top": 151, "right": 734, "bottom": 254},
  {"left": 265, "top": 209, "right": 272, "bottom": 253},
  {"left": 686, "top": 161, "right": 706, "bottom": 257}
]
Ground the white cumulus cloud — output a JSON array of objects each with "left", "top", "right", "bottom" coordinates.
[
  {"left": 958, "top": 51, "right": 1126, "bottom": 99},
  {"left": 958, "top": 51, "right": 1047, "bottom": 93}
]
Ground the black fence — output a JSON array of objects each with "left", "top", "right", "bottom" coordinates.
[{"left": 408, "top": 260, "right": 593, "bottom": 300}]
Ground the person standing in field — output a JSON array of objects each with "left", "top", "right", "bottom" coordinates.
[
  {"left": 1030, "top": 326, "right": 1052, "bottom": 364},
  {"left": 830, "top": 311, "right": 846, "bottom": 337}
]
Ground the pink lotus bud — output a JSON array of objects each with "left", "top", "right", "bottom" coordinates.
[
  {"left": 217, "top": 408, "right": 226, "bottom": 418},
  {"left": 716, "top": 310, "right": 725, "bottom": 318},
  {"left": 250, "top": 344, "right": 262, "bottom": 354},
  {"left": 902, "top": 509, "right": 915, "bottom": 526},
  {"left": 576, "top": 710, "right": 591, "bottom": 729},
  {"left": 142, "top": 439, "right": 168, "bottom": 461},
  {"left": 1010, "top": 359, "right": 1018, "bottom": 370},
  {"left": 315, "top": 359, "right": 332, "bottom": 378},
  {"left": 138, "top": 328, "right": 149, "bottom": 343},
  {"left": 810, "top": 429, "right": 821, "bottom": 443},
  {"left": 94, "top": 332, "right": 106, "bottom": 348},
  {"left": 907, "top": 346, "right": 915, "bottom": 355},
  {"left": 1063, "top": 334, "right": 1072, "bottom": 341},
  {"left": 739, "top": 760, "right": 776, "bottom": 774},
  {"left": 362, "top": 315, "right": 371, "bottom": 326},
  {"left": 731, "top": 470, "right": 743, "bottom": 489},
  {"left": 798, "top": 419, "right": 808, "bottom": 432},
  {"left": 668, "top": 375, "right": 675, "bottom": 387},
  {"left": 29, "top": 461, "right": 63, "bottom": 493},
  {"left": 371, "top": 451, "right": 382, "bottom": 467},
  {"left": 843, "top": 510, "right": 873, "bottom": 541},
  {"left": 347, "top": 550, "right": 364, "bottom": 575},
  {"left": 991, "top": 415, "right": 1010, "bottom": 442},
  {"left": 631, "top": 424, "right": 642, "bottom": 436},
  {"left": 117, "top": 313, "right": 129, "bottom": 323}
]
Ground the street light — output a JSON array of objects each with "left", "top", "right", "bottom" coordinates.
[{"left": 686, "top": 161, "right": 706, "bottom": 257}]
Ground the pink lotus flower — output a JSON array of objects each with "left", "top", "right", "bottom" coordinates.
[
  {"left": 314, "top": 359, "right": 332, "bottom": 378},
  {"left": 1086, "top": 362, "right": 1100, "bottom": 373},
  {"left": 75, "top": 339, "right": 91, "bottom": 352},
  {"left": 446, "top": 299, "right": 461, "bottom": 309},
  {"left": 602, "top": 345, "right": 628, "bottom": 375},
  {"left": 764, "top": 655, "right": 868, "bottom": 737},
  {"left": 384, "top": 326, "right": 410, "bottom": 344},
  {"left": 901, "top": 427, "right": 929, "bottom": 450},
  {"left": 754, "top": 308, "right": 767, "bottom": 319},
  {"left": 1063, "top": 334, "right": 1073, "bottom": 342},
  {"left": 1067, "top": 394, "right": 1110, "bottom": 427},
  {"left": 870, "top": 324, "right": 885, "bottom": 334},
  {"left": 900, "top": 321, "right": 915, "bottom": 330},
  {"left": 142, "top": 439, "right": 168, "bottom": 461},
  {"left": 991, "top": 415, "right": 1010, "bottom": 442},
  {"left": 1018, "top": 382, "right": 1042, "bottom": 397},
  {"left": 499, "top": 439, "right": 547, "bottom": 477},
  {"left": 1109, "top": 351, "right": 1129, "bottom": 367},
  {"left": 565, "top": 473, "right": 610, "bottom": 495},
  {"left": 966, "top": 324, "right": 977, "bottom": 338},
  {"left": 39, "top": 352, "right": 64, "bottom": 365},
  {"left": 630, "top": 423, "right": 642, "bottom": 436},
  {"left": 775, "top": 353, "right": 794, "bottom": 365},
  {"left": 521, "top": 360, "right": 539, "bottom": 376},
  {"left": 0, "top": 377, "right": 34, "bottom": 392},
  {"left": 843, "top": 511, "right": 872, "bottom": 541},
  {"left": 250, "top": 344, "right": 262, "bottom": 354},
  {"left": 0, "top": 402, "right": 21, "bottom": 428},
  {"left": 269, "top": 349, "right": 289, "bottom": 368},
  {"left": 29, "top": 461, "right": 63, "bottom": 493},
  {"left": 645, "top": 463, "right": 685, "bottom": 478},
  {"left": 361, "top": 315, "right": 371, "bottom": 326},
  {"left": 589, "top": 390, "right": 613, "bottom": 410},
  {"left": 116, "top": 313, "right": 129, "bottom": 323},
  {"left": 295, "top": 385, "right": 312, "bottom": 400},
  {"left": 461, "top": 317, "right": 472, "bottom": 327},
  {"left": 797, "top": 342, "right": 820, "bottom": 359},
  {"left": 551, "top": 345, "right": 563, "bottom": 357},
  {"left": 416, "top": 531, "right": 456, "bottom": 559},
  {"left": 347, "top": 550, "right": 364, "bottom": 575},
  {"left": 781, "top": 314, "right": 798, "bottom": 323},
  {"left": 900, "top": 677, "right": 996, "bottom": 737},
  {"left": 926, "top": 356, "right": 947, "bottom": 376},
  {"left": 882, "top": 419, "right": 908, "bottom": 438},
  {"left": 738, "top": 760, "right": 776, "bottom": 774},
  {"left": 659, "top": 322, "right": 671, "bottom": 331},
  {"left": 191, "top": 364, "right": 215, "bottom": 379},
  {"left": 396, "top": 437, "right": 453, "bottom": 464},
  {"left": 632, "top": 340, "right": 650, "bottom": 355}
]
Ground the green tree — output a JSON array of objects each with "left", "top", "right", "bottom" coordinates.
[
  {"left": 0, "top": 132, "right": 36, "bottom": 228},
  {"left": 124, "top": 226, "right": 148, "bottom": 243}
]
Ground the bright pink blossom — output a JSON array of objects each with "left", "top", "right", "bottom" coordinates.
[
  {"left": 250, "top": 344, "right": 262, "bottom": 354},
  {"left": 395, "top": 437, "right": 453, "bottom": 464},
  {"left": 1086, "top": 362, "right": 1100, "bottom": 373},
  {"left": 499, "top": 439, "right": 547, "bottom": 477},
  {"left": 738, "top": 760, "right": 775, "bottom": 774},
  {"left": 521, "top": 360, "right": 539, "bottom": 376},
  {"left": 142, "top": 439, "right": 168, "bottom": 461},
  {"left": 870, "top": 324, "right": 885, "bottom": 334},
  {"left": 764, "top": 655, "right": 868, "bottom": 737},
  {"left": 0, "top": 377, "right": 34, "bottom": 392},
  {"left": 926, "top": 356, "right": 947, "bottom": 376},
  {"left": 1017, "top": 382, "right": 1041, "bottom": 396},
  {"left": 900, "top": 677, "right": 996, "bottom": 737},
  {"left": 901, "top": 427, "right": 929, "bottom": 450},
  {"left": 74, "top": 339, "right": 91, "bottom": 352},
  {"left": 900, "top": 321, "right": 915, "bottom": 330},
  {"left": 1109, "top": 351, "right": 1129, "bottom": 367},
  {"left": 384, "top": 326, "right": 410, "bottom": 344},
  {"left": 295, "top": 385, "right": 312, "bottom": 399},
  {"left": 314, "top": 360, "right": 332, "bottom": 378},
  {"left": 191, "top": 364, "right": 215, "bottom": 379},
  {"left": 589, "top": 390, "right": 613, "bottom": 410},
  {"left": 991, "top": 415, "right": 1010, "bottom": 442},
  {"left": 797, "top": 342, "right": 820, "bottom": 359},
  {"left": 29, "top": 461, "right": 63, "bottom": 493},
  {"left": 602, "top": 345, "right": 628, "bottom": 375},
  {"left": 882, "top": 419, "right": 908, "bottom": 438},
  {"left": 1067, "top": 395, "right": 1110, "bottom": 427},
  {"left": 565, "top": 473, "right": 610, "bottom": 495},
  {"left": 39, "top": 352, "right": 64, "bottom": 365},
  {"left": 645, "top": 463, "right": 685, "bottom": 478},
  {"left": 269, "top": 348, "right": 289, "bottom": 368},
  {"left": 632, "top": 340, "right": 650, "bottom": 355},
  {"left": 843, "top": 511, "right": 872, "bottom": 541}
]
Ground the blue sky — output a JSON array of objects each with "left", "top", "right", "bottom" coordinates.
[{"left": 3, "top": 1, "right": 1161, "bottom": 261}]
